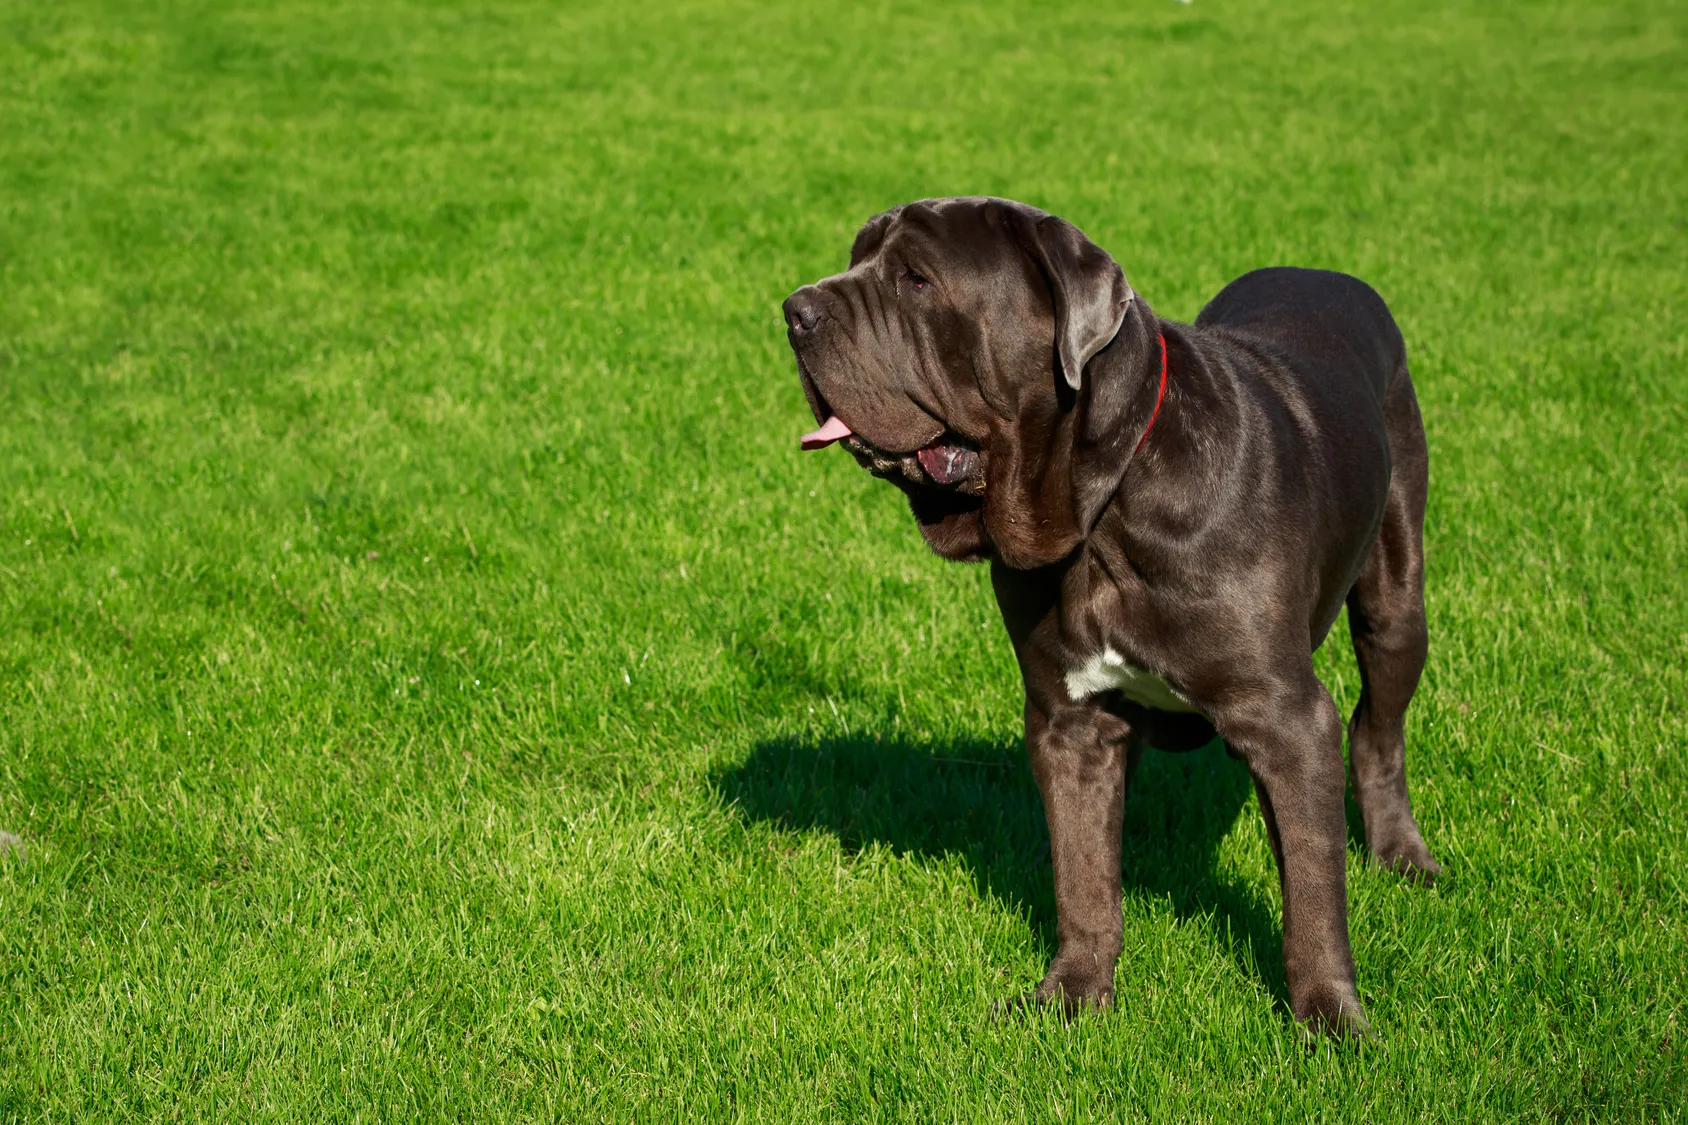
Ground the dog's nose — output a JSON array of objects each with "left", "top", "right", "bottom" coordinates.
[{"left": 783, "top": 288, "right": 823, "bottom": 336}]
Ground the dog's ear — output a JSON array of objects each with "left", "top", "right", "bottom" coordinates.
[
  {"left": 849, "top": 207, "right": 902, "bottom": 267},
  {"left": 982, "top": 211, "right": 1157, "bottom": 570},
  {"left": 1018, "top": 214, "right": 1134, "bottom": 392}
]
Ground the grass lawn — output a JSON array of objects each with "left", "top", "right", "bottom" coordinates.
[{"left": 2, "top": 0, "right": 1685, "bottom": 1118}]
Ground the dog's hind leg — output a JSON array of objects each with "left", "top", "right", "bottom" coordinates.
[{"left": 1345, "top": 371, "right": 1442, "bottom": 882}]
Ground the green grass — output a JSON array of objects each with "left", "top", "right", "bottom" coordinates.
[{"left": 1, "top": 0, "right": 1684, "bottom": 1118}]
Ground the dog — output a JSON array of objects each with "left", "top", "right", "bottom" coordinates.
[{"left": 783, "top": 197, "right": 1442, "bottom": 1039}]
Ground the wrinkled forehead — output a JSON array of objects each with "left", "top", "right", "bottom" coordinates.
[{"left": 849, "top": 197, "right": 1039, "bottom": 274}]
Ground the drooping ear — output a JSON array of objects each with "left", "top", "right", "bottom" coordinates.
[
  {"left": 848, "top": 207, "right": 902, "bottom": 267},
  {"left": 1017, "top": 214, "right": 1134, "bottom": 391},
  {"left": 981, "top": 209, "right": 1156, "bottom": 570}
]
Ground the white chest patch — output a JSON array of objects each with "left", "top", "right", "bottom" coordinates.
[{"left": 1064, "top": 649, "right": 1202, "bottom": 714}]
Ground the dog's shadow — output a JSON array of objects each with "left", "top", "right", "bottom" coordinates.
[{"left": 714, "top": 731, "right": 1290, "bottom": 1009}]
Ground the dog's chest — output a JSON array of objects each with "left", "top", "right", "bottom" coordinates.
[{"left": 1064, "top": 649, "right": 1202, "bottom": 714}]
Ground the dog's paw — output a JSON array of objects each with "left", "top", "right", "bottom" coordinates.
[
  {"left": 1370, "top": 834, "right": 1443, "bottom": 885},
  {"left": 1037, "top": 962, "right": 1116, "bottom": 1018},
  {"left": 1294, "top": 984, "right": 1375, "bottom": 1045},
  {"left": 993, "top": 965, "right": 1115, "bottom": 1021}
]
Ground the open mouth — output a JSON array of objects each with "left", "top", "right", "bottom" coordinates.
[
  {"left": 800, "top": 411, "right": 982, "bottom": 493},
  {"left": 795, "top": 360, "right": 984, "bottom": 493}
]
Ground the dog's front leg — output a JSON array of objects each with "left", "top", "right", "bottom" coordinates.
[
  {"left": 1023, "top": 700, "right": 1132, "bottom": 1015},
  {"left": 1220, "top": 673, "right": 1370, "bottom": 1040}
]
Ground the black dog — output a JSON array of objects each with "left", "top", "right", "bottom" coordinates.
[{"left": 784, "top": 197, "right": 1441, "bottom": 1039}]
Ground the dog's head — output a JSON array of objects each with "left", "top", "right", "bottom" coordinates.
[{"left": 785, "top": 197, "right": 1161, "bottom": 569}]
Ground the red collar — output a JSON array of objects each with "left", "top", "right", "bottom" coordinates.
[{"left": 1134, "top": 332, "right": 1168, "bottom": 454}]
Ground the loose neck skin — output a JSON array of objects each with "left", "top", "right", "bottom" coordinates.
[
  {"left": 1104, "top": 322, "right": 1253, "bottom": 574},
  {"left": 1056, "top": 310, "right": 1189, "bottom": 540}
]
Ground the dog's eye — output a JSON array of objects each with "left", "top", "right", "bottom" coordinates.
[{"left": 905, "top": 269, "right": 929, "bottom": 291}]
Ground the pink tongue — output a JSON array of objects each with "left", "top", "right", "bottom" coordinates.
[{"left": 799, "top": 415, "right": 853, "bottom": 450}]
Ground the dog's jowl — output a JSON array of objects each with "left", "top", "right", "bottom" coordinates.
[{"left": 784, "top": 197, "right": 1441, "bottom": 1040}]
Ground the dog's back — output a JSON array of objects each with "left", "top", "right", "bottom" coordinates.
[{"left": 1196, "top": 267, "right": 1407, "bottom": 405}]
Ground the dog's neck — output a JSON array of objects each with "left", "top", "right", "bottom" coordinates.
[{"left": 1133, "top": 332, "right": 1169, "bottom": 455}]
